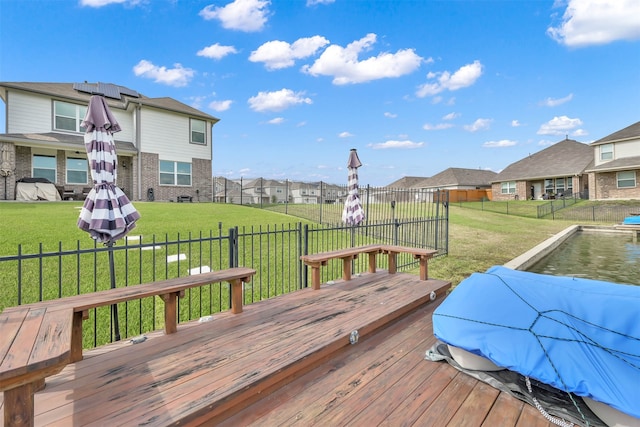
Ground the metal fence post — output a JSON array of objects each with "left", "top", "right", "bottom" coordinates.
[{"left": 301, "top": 224, "right": 309, "bottom": 288}]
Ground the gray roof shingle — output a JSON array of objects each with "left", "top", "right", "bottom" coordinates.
[
  {"left": 418, "top": 167, "right": 497, "bottom": 188},
  {"left": 492, "top": 139, "right": 593, "bottom": 182},
  {"left": 591, "top": 121, "right": 640, "bottom": 146}
]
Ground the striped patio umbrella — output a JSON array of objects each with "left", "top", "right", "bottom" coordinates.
[
  {"left": 78, "top": 95, "right": 140, "bottom": 244},
  {"left": 342, "top": 148, "right": 365, "bottom": 226},
  {"left": 77, "top": 94, "right": 140, "bottom": 340}
]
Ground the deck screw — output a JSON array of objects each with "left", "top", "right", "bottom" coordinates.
[{"left": 350, "top": 330, "right": 359, "bottom": 345}]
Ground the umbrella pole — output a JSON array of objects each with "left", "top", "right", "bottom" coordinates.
[{"left": 108, "top": 243, "right": 121, "bottom": 341}]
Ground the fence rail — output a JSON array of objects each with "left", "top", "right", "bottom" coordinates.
[{"left": 0, "top": 205, "right": 448, "bottom": 349}]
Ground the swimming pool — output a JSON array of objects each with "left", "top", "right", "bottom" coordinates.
[{"left": 526, "top": 229, "right": 640, "bottom": 285}]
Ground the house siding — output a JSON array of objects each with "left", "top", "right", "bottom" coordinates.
[
  {"left": 8, "top": 92, "right": 52, "bottom": 133},
  {"left": 140, "top": 108, "right": 210, "bottom": 162},
  {"left": 594, "top": 139, "right": 640, "bottom": 167}
]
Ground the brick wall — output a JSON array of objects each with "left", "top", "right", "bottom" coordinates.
[
  {"left": 591, "top": 171, "right": 640, "bottom": 200},
  {"left": 139, "top": 152, "right": 211, "bottom": 202}
]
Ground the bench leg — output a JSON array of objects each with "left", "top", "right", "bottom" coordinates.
[
  {"left": 387, "top": 252, "right": 398, "bottom": 274},
  {"left": 367, "top": 252, "right": 377, "bottom": 273},
  {"left": 4, "top": 383, "right": 35, "bottom": 427},
  {"left": 311, "top": 266, "right": 321, "bottom": 290},
  {"left": 342, "top": 256, "right": 353, "bottom": 282},
  {"left": 419, "top": 256, "right": 428, "bottom": 280},
  {"left": 161, "top": 292, "right": 183, "bottom": 334},
  {"left": 230, "top": 279, "right": 243, "bottom": 314},
  {"left": 71, "top": 311, "right": 85, "bottom": 362}
]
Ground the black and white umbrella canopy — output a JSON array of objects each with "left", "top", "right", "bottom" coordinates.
[
  {"left": 342, "top": 148, "right": 365, "bottom": 226},
  {"left": 77, "top": 95, "right": 140, "bottom": 244}
]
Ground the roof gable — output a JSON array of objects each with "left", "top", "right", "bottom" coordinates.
[
  {"left": 493, "top": 139, "right": 593, "bottom": 182},
  {"left": 592, "top": 120, "right": 640, "bottom": 145},
  {"left": 421, "top": 168, "right": 497, "bottom": 188}
]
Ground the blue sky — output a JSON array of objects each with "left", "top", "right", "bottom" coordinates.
[{"left": 1, "top": 0, "right": 639, "bottom": 186}]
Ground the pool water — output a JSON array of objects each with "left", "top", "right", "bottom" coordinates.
[{"left": 527, "top": 231, "right": 640, "bottom": 286}]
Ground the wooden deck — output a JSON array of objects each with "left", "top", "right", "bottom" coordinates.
[{"left": 1, "top": 271, "right": 554, "bottom": 426}]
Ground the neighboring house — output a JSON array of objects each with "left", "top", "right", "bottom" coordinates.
[
  {"left": 413, "top": 167, "right": 497, "bottom": 202},
  {"left": 290, "top": 181, "right": 321, "bottom": 204},
  {"left": 243, "top": 178, "right": 289, "bottom": 204},
  {"left": 491, "top": 138, "right": 593, "bottom": 201},
  {"left": 585, "top": 121, "right": 640, "bottom": 200},
  {"left": 385, "top": 176, "right": 428, "bottom": 189},
  {"left": 0, "top": 82, "right": 219, "bottom": 201}
]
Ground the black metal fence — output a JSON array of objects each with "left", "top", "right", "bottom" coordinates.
[
  {"left": 456, "top": 195, "right": 640, "bottom": 222},
  {"left": 0, "top": 203, "right": 448, "bottom": 348}
]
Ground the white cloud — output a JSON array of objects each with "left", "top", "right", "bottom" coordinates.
[
  {"left": 537, "top": 115, "right": 584, "bottom": 135},
  {"left": 442, "top": 112, "right": 459, "bottom": 120},
  {"left": 267, "top": 117, "right": 284, "bottom": 124},
  {"left": 483, "top": 139, "right": 517, "bottom": 148},
  {"left": 416, "top": 60, "right": 483, "bottom": 97},
  {"left": 463, "top": 118, "right": 492, "bottom": 132},
  {"left": 547, "top": 0, "right": 640, "bottom": 47},
  {"left": 248, "top": 88, "right": 312, "bottom": 112},
  {"left": 511, "top": 120, "right": 521, "bottom": 127},
  {"left": 197, "top": 43, "right": 238, "bottom": 60},
  {"left": 384, "top": 112, "right": 397, "bottom": 118},
  {"left": 209, "top": 99, "right": 233, "bottom": 112},
  {"left": 306, "top": 0, "right": 334, "bottom": 5},
  {"left": 540, "top": 93, "right": 573, "bottom": 107},
  {"left": 302, "top": 33, "right": 424, "bottom": 85},
  {"left": 199, "top": 0, "right": 270, "bottom": 32},
  {"left": 423, "top": 123, "right": 453, "bottom": 130},
  {"left": 369, "top": 140, "right": 424, "bottom": 149},
  {"left": 80, "top": 0, "right": 142, "bottom": 7},
  {"left": 132, "top": 60, "right": 194, "bottom": 87},
  {"left": 338, "top": 131, "right": 353, "bottom": 138},
  {"left": 249, "top": 36, "right": 330, "bottom": 70}
]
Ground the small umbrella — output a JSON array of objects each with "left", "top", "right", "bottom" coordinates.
[
  {"left": 77, "top": 95, "right": 141, "bottom": 341},
  {"left": 342, "top": 148, "right": 365, "bottom": 226}
]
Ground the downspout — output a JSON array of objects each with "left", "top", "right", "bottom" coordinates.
[{"left": 135, "top": 103, "right": 142, "bottom": 201}]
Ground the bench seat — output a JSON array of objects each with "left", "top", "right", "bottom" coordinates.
[{"left": 300, "top": 244, "right": 437, "bottom": 289}]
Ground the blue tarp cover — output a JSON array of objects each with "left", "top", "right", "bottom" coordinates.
[
  {"left": 623, "top": 216, "right": 640, "bottom": 225},
  {"left": 433, "top": 266, "right": 640, "bottom": 418}
]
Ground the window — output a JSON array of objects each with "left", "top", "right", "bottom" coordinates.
[
  {"left": 617, "top": 171, "right": 636, "bottom": 188},
  {"left": 54, "top": 101, "right": 87, "bottom": 132},
  {"left": 600, "top": 143, "right": 613, "bottom": 161},
  {"left": 555, "top": 177, "right": 565, "bottom": 194},
  {"left": 33, "top": 155, "right": 56, "bottom": 182},
  {"left": 160, "top": 160, "right": 192, "bottom": 186},
  {"left": 190, "top": 119, "right": 206, "bottom": 145},
  {"left": 66, "top": 157, "right": 88, "bottom": 184},
  {"left": 501, "top": 181, "right": 516, "bottom": 194}
]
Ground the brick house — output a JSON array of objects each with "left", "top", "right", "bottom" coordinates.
[
  {"left": 0, "top": 82, "right": 219, "bottom": 201},
  {"left": 413, "top": 167, "right": 497, "bottom": 202},
  {"left": 491, "top": 138, "right": 593, "bottom": 201},
  {"left": 585, "top": 120, "right": 640, "bottom": 200}
]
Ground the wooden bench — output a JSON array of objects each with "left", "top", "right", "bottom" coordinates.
[
  {"left": 0, "top": 267, "right": 255, "bottom": 427},
  {"left": 300, "top": 245, "right": 437, "bottom": 290}
]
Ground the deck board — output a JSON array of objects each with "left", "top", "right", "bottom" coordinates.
[{"left": 1, "top": 271, "right": 557, "bottom": 426}]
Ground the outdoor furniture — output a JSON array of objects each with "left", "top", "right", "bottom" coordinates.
[
  {"left": 177, "top": 195, "right": 193, "bottom": 202},
  {"left": 300, "top": 244, "right": 438, "bottom": 290},
  {"left": 0, "top": 267, "right": 255, "bottom": 427}
]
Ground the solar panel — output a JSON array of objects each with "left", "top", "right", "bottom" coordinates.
[{"left": 73, "top": 82, "right": 140, "bottom": 100}]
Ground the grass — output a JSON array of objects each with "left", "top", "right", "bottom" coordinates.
[
  {"left": 426, "top": 206, "right": 578, "bottom": 287},
  {"left": 0, "top": 201, "right": 308, "bottom": 255}
]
